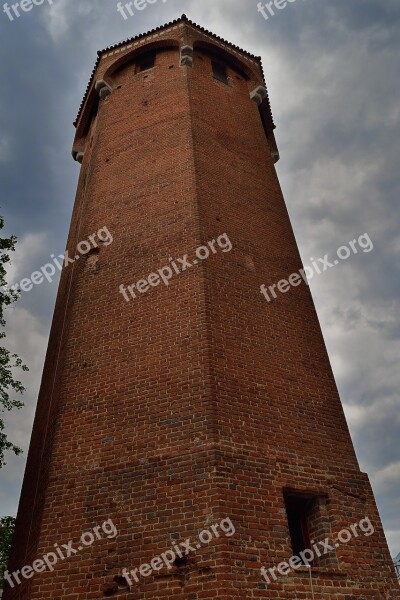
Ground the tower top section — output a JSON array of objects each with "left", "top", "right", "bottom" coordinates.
[{"left": 73, "top": 14, "right": 277, "bottom": 157}]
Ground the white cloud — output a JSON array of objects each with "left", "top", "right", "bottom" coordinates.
[
  {"left": 6, "top": 232, "right": 48, "bottom": 288},
  {"left": 44, "top": 0, "right": 99, "bottom": 44},
  {"left": 372, "top": 461, "right": 400, "bottom": 490}
]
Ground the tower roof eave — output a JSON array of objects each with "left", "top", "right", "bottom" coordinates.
[{"left": 73, "top": 14, "right": 266, "bottom": 127}]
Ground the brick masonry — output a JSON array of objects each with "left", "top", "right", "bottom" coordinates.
[{"left": 4, "top": 15, "right": 399, "bottom": 600}]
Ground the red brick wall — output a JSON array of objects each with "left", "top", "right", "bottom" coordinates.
[{"left": 5, "top": 21, "right": 399, "bottom": 600}]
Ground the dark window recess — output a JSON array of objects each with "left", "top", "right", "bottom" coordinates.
[
  {"left": 212, "top": 60, "right": 228, "bottom": 85},
  {"left": 137, "top": 53, "right": 155, "bottom": 73},
  {"left": 284, "top": 490, "right": 336, "bottom": 568},
  {"left": 82, "top": 94, "right": 99, "bottom": 137},
  {"left": 284, "top": 493, "right": 313, "bottom": 562}
]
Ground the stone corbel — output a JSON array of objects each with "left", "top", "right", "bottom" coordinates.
[
  {"left": 72, "top": 149, "right": 85, "bottom": 164},
  {"left": 180, "top": 45, "right": 194, "bottom": 67},
  {"left": 271, "top": 150, "right": 280, "bottom": 164},
  {"left": 95, "top": 79, "right": 113, "bottom": 99},
  {"left": 250, "top": 85, "right": 268, "bottom": 105}
]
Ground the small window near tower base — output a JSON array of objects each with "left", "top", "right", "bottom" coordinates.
[
  {"left": 137, "top": 53, "right": 155, "bottom": 73},
  {"left": 284, "top": 493, "right": 313, "bottom": 561},
  {"left": 212, "top": 60, "right": 228, "bottom": 85},
  {"left": 283, "top": 490, "right": 336, "bottom": 568}
]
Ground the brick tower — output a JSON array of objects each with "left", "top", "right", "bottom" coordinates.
[{"left": 5, "top": 14, "right": 399, "bottom": 600}]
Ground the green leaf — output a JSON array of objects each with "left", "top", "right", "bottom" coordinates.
[
  {"left": 0, "top": 212, "right": 29, "bottom": 470},
  {"left": 0, "top": 516, "right": 16, "bottom": 589}
]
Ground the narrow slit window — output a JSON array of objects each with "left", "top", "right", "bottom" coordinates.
[
  {"left": 284, "top": 493, "right": 313, "bottom": 562},
  {"left": 212, "top": 60, "right": 228, "bottom": 85},
  {"left": 283, "top": 491, "right": 336, "bottom": 568}
]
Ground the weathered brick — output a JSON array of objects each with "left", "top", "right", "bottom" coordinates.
[{"left": 5, "top": 15, "right": 399, "bottom": 600}]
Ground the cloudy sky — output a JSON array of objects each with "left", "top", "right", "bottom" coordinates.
[{"left": 0, "top": 0, "right": 399, "bottom": 559}]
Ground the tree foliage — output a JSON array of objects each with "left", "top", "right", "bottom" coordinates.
[
  {"left": 0, "top": 214, "right": 28, "bottom": 469},
  {"left": 0, "top": 516, "right": 15, "bottom": 589}
]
